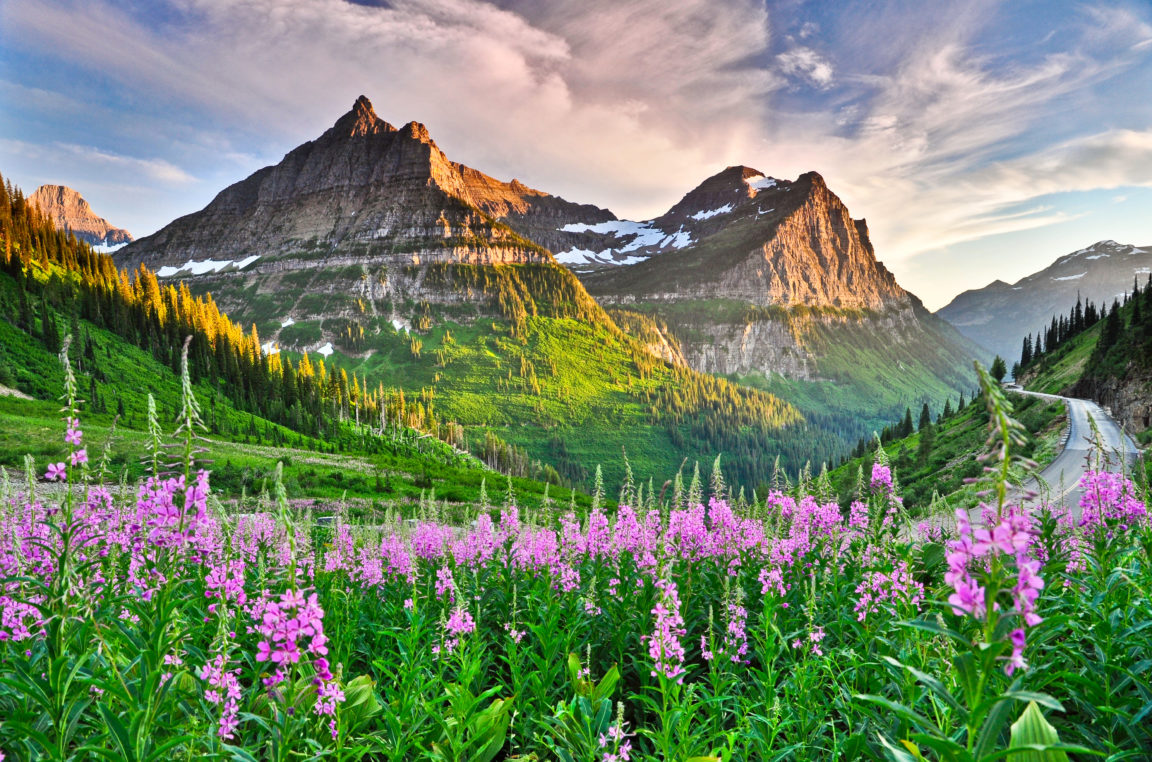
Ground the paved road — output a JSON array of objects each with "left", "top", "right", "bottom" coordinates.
[{"left": 1010, "top": 387, "right": 1141, "bottom": 514}]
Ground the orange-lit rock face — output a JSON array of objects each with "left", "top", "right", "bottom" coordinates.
[{"left": 30, "top": 184, "right": 133, "bottom": 247}]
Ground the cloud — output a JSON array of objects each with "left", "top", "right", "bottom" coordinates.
[
  {"left": 0, "top": 0, "right": 778, "bottom": 219},
  {"left": 777, "top": 47, "right": 834, "bottom": 89},
  {"left": 0, "top": 139, "right": 196, "bottom": 185}
]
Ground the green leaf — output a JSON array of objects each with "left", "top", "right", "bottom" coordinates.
[
  {"left": 855, "top": 694, "right": 939, "bottom": 734},
  {"left": 591, "top": 664, "right": 621, "bottom": 704},
  {"left": 97, "top": 703, "right": 137, "bottom": 762},
  {"left": 881, "top": 655, "right": 965, "bottom": 716},
  {"left": 1004, "top": 702, "right": 1067, "bottom": 761},
  {"left": 875, "top": 732, "right": 920, "bottom": 762},
  {"left": 1000, "top": 692, "right": 1065, "bottom": 713}
]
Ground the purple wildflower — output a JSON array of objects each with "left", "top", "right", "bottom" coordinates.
[{"left": 646, "top": 578, "right": 687, "bottom": 683}]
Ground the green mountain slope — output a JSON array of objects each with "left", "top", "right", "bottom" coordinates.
[
  {"left": 827, "top": 388, "right": 1066, "bottom": 512},
  {"left": 200, "top": 263, "right": 843, "bottom": 490}
]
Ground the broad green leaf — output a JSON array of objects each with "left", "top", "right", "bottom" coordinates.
[{"left": 1004, "top": 702, "right": 1067, "bottom": 762}]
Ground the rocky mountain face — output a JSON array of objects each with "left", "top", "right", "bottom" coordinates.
[
  {"left": 30, "top": 185, "right": 132, "bottom": 249},
  {"left": 574, "top": 166, "right": 979, "bottom": 421},
  {"left": 937, "top": 240, "right": 1152, "bottom": 364},
  {"left": 579, "top": 168, "right": 905, "bottom": 309},
  {"left": 119, "top": 96, "right": 612, "bottom": 271},
  {"left": 116, "top": 96, "right": 622, "bottom": 327}
]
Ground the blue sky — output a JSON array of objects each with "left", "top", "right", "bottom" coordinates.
[{"left": 1, "top": 0, "right": 1150, "bottom": 309}]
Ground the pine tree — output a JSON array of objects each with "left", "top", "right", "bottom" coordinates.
[
  {"left": 918, "top": 403, "right": 931, "bottom": 431},
  {"left": 989, "top": 355, "right": 1007, "bottom": 383}
]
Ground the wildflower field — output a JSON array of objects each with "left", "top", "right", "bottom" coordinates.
[{"left": 0, "top": 349, "right": 1150, "bottom": 761}]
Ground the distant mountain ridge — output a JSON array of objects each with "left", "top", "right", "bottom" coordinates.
[
  {"left": 937, "top": 239, "right": 1152, "bottom": 364},
  {"left": 579, "top": 167, "right": 906, "bottom": 310},
  {"left": 29, "top": 185, "right": 132, "bottom": 249}
]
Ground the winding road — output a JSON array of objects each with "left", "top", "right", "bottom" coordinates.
[{"left": 1010, "top": 387, "right": 1141, "bottom": 514}]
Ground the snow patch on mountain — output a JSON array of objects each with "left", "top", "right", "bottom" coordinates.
[
  {"left": 156, "top": 255, "right": 260, "bottom": 278},
  {"left": 1052, "top": 272, "right": 1087, "bottom": 281},
  {"left": 744, "top": 175, "right": 778, "bottom": 190},
  {"left": 690, "top": 204, "right": 733, "bottom": 220}
]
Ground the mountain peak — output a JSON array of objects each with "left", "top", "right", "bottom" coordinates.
[
  {"left": 29, "top": 184, "right": 132, "bottom": 248},
  {"left": 330, "top": 94, "right": 395, "bottom": 138},
  {"left": 401, "top": 120, "right": 433, "bottom": 143}
]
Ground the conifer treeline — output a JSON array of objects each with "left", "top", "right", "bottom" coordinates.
[
  {"left": 840, "top": 391, "right": 970, "bottom": 466},
  {"left": 1079, "top": 276, "right": 1152, "bottom": 381},
  {"left": 0, "top": 172, "right": 472, "bottom": 456},
  {"left": 1015, "top": 292, "right": 1104, "bottom": 375}
]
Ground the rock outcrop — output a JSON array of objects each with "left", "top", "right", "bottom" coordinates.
[
  {"left": 30, "top": 185, "right": 132, "bottom": 248},
  {"left": 113, "top": 96, "right": 977, "bottom": 433}
]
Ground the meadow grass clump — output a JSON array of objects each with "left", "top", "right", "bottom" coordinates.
[{"left": 0, "top": 353, "right": 1149, "bottom": 760}]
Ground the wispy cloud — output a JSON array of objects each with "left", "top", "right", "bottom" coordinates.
[
  {"left": 0, "top": 139, "right": 196, "bottom": 185},
  {"left": 777, "top": 47, "right": 834, "bottom": 89}
]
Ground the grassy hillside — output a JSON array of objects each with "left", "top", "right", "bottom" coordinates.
[
  {"left": 827, "top": 390, "right": 1067, "bottom": 512},
  {"left": 188, "top": 260, "right": 847, "bottom": 492},
  {"left": 0, "top": 281, "right": 594, "bottom": 514},
  {"left": 0, "top": 174, "right": 601, "bottom": 513}
]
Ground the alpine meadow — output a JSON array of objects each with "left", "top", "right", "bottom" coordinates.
[{"left": 1, "top": 2, "right": 1152, "bottom": 761}]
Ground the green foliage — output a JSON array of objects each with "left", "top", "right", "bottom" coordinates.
[{"left": 830, "top": 391, "right": 1065, "bottom": 512}]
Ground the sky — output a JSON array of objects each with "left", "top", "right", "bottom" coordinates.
[{"left": 1, "top": 0, "right": 1151, "bottom": 309}]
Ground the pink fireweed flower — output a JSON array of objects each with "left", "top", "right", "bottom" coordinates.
[
  {"left": 870, "top": 464, "right": 893, "bottom": 495},
  {"left": 439, "top": 607, "right": 476, "bottom": 655},
  {"left": 599, "top": 720, "right": 633, "bottom": 762},
  {"left": 723, "top": 599, "right": 749, "bottom": 664},
  {"left": 808, "top": 626, "right": 826, "bottom": 657},
  {"left": 435, "top": 566, "right": 455, "bottom": 601},
  {"left": 1078, "top": 470, "right": 1148, "bottom": 531},
  {"left": 854, "top": 561, "right": 925, "bottom": 622},
  {"left": 199, "top": 652, "right": 243, "bottom": 739},
  {"left": 946, "top": 506, "right": 1045, "bottom": 673},
  {"left": 252, "top": 588, "right": 336, "bottom": 698},
  {"left": 1004, "top": 628, "right": 1028, "bottom": 676},
  {"left": 65, "top": 426, "right": 82, "bottom": 446},
  {"left": 645, "top": 577, "right": 687, "bottom": 683},
  {"left": 70, "top": 449, "right": 87, "bottom": 466},
  {"left": 45, "top": 462, "right": 66, "bottom": 481}
]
